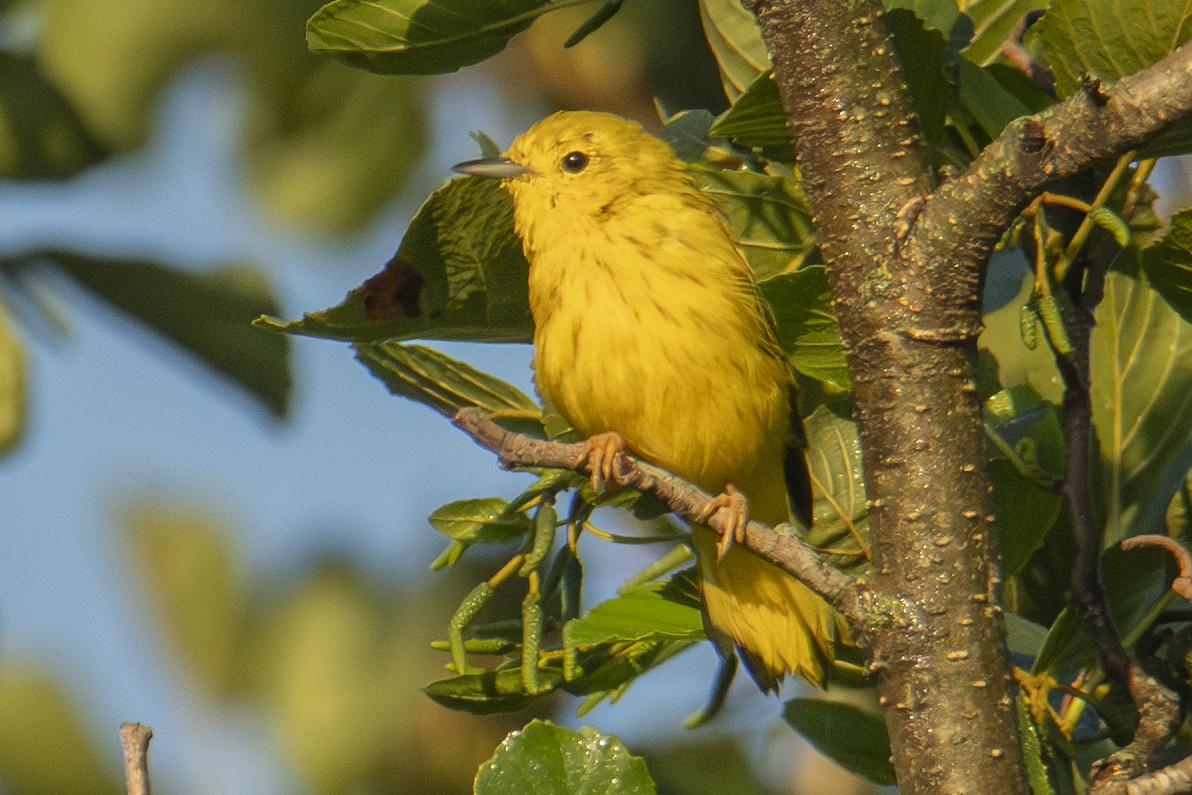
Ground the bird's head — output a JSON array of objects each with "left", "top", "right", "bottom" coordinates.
[{"left": 453, "top": 111, "right": 690, "bottom": 231}]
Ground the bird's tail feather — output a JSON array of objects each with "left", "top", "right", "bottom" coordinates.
[{"left": 693, "top": 526, "right": 843, "bottom": 689}]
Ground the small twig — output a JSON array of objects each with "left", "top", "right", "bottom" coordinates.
[
  {"left": 119, "top": 722, "right": 152, "bottom": 795},
  {"left": 452, "top": 408, "right": 876, "bottom": 629},
  {"left": 1001, "top": 10, "right": 1054, "bottom": 96},
  {"left": 1122, "top": 535, "right": 1192, "bottom": 601},
  {"left": 1122, "top": 753, "right": 1192, "bottom": 794}
]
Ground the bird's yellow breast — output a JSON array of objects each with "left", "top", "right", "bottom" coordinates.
[{"left": 525, "top": 194, "right": 791, "bottom": 514}]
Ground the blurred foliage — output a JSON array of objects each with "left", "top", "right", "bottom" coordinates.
[
  {"left": 0, "top": 666, "right": 121, "bottom": 795},
  {"left": 123, "top": 501, "right": 552, "bottom": 794}
]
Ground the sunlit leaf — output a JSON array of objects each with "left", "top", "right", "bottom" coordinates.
[
  {"left": 354, "top": 341, "right": 539, "bottom": 418},
  {"left": 429, "top": 498, "right": 533, "bottom": 544},
  {"left": 475, "top": 720, "right": 655, "bottom": 795},
  {"left": 1029, "top": 0, "right": 1192, "bottom": 98},
  {"left": 255, "top": 565, "right": 414, "bottom": 788},
  {"left": 783, "top": 699, "right": 896, "bottom": 785},
  {"left": 46, "top": 252, "right": 292, "bottom": 417},
  {"left": 697, "top": 0, "right": 769, "bottom": 101},
  {"left": 307, "top": 0, "right": 576, "bottom": 75},
  {"left": 691, "top": 165, "right": 817, "bottom": 281},
  {"left": 258, "top": 176, "right": 531, "bottom": 343},
  {"left": 1091, "top": 268, "right": 1192, "bottom": 540},
  {"left": 564, "top": 581, "right": 704, "bottom": 646}
]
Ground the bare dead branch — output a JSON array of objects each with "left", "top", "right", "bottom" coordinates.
[
  {"left": 452, "top": 407, "right": 877, "bottom": 630},
  {"left": 119, "top": 722, "right": 152, "bottom": 795}
]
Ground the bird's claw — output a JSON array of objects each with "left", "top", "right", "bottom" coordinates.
[
  {"left": 582, "top": 432, "right": 629, "bottom": 493},
  {"left": 697, "top": 484, "right": 750, "bottom": 560}
]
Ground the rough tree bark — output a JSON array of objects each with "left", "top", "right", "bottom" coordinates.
[{"left": 744, "top": 1, "right": 1192, "bottom": 793}]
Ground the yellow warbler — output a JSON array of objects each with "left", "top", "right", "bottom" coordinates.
[{"left": 455, "top": 111, "right": 841, "bottom": 688}]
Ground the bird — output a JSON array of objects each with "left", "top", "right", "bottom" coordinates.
[{"left": 453, "top": 110, "right": 842, "bottom": 689}]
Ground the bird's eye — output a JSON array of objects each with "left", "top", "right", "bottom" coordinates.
[{"left": 561, "top": 151, "right": 589, "bottom": 173}]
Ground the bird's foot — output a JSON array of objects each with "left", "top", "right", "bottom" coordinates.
[
  {"left": 697, "top": 484, "right": 750, "bottom": 560},
  {"left": 582, "top": 431, "right": 629, "bottom": 493}
]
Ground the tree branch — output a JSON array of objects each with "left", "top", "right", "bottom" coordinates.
[
  {"left": 452, "top": 407, "right": 877, "bottom": 629},
  {"left": 746, "top": 1, "right": 1028, "bottom": 792},
  {"left": 918, "top": 39, "right": 1192, "bottom": 277}
]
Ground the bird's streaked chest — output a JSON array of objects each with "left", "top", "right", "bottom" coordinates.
[{"left": 527, "top": 235, "right": 789, "bottom": 491}]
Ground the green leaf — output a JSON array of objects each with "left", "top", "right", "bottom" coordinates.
[
  {"left": 782, "top": 699, "right": 896, "bottom": 785},
  {"left": 697, "top": 0, "right": 769, "bottom": 100},
  {"left": 1006, "top": 612, "right": 1051, "bottom": 660},
  {"left": 1030, "top": 0, "right": 1192, "bottom": 98},
  {"left": 1032, "top": 542, "right": 1172, "bottom": 676},
  {"left": 258, "top": 176, "right": 531, "bottom": 343},
  {"left": 886, "top": 9, "right": 950, "bottom": 157},
  {"left": 0, "top": 666, "right": 122, "bottom": 795},
  {"left": 0, "top": 302, "right": 25, "bottom": 453},
  {"left": 708, "top": 70, "right": 790, "bottom": 154},
  {"left": 425, "top": 667, "right": 565, "bottom": 715},
  {"left": 985, "top": 387, "right": 1065, "bottom": 576},
  {"left": 252, "top": 65, "right": 427, "bottom": 234},
  {"left": 1143, "top": 208, "right": 1192, "bottom": 323},
  {"left": 803, "top": 406, "right": 870, "bottom": 568},
  {"left": 354, "top": 341, "right": 538, "bottom": 418},
  {"left": 690, "top": 165, "right": 817, "bottom": 281},
  {"left": 883, "top": 0, "right": 959, "bottom": 36},
  {"left": 429, "top": 498, "right": 533, "bottom": 544},
  {"left": 991, "top": 458, "right": 1063, "bottom": 577},
  {"left": 760, "top": 266, "right": 850, "bottom": 391},
  {"left": 956, "top": 57, "right": 1035, "bottom": 140},
  {"left": 124, "top": 503, "right": 247, "bottom": 697},
  {"left": 565, "top": 581, "right": 704, "bottom": 646},
  {"left": 46, "top": 252, "right": 292, "bottom": 417},
  {"left": 961, "top": 0, "right": 1050, "bottom": 66},
  {"left": 1091, "top": 268, "right": 1192, "bottom": 540},
  {"left": 476, "top": 720, "right": 655, "bottom": 795},
  {"left": 0, "top": 52, "right": 107, "bottom": 179},
  {"left": 307, "top": 0, "right": 573, "bottom": 75}
]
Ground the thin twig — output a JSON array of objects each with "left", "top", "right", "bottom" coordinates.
[
  {"left": 1123, "top": 753, "right": 1192, "bottom": 795},
  {"left": 1034, "top": 170, "right": 1184, "bottom": 788},
  {"left": 452, "top": 408, "right": 877, "bottom": 630},
  {"left": 1122, "top": 535, "right": 1192, "bottom": 601},
  {"left": 119, "top": 722, "right": 152, "bottom": 795}
]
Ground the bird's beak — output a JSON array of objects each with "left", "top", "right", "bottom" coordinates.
[{"left": 452, "top": 157, "right": 535, "bottom": 179}]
